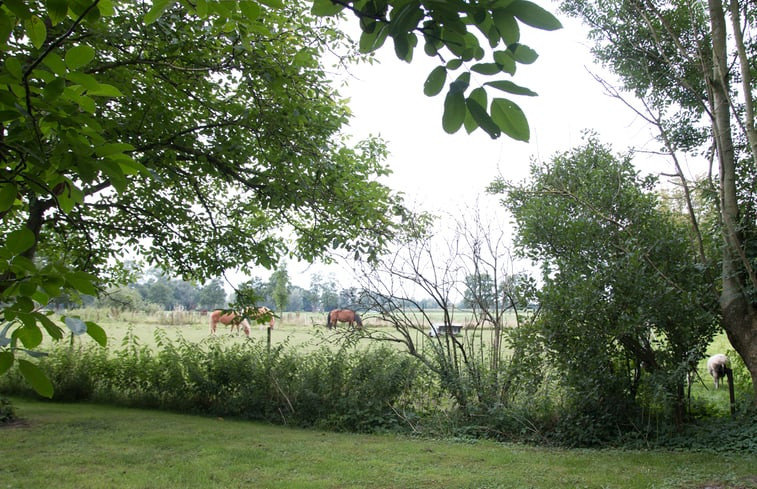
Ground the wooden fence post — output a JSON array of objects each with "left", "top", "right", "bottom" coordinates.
[{"left": 725, "top": 367, "right": 735, "bottom": 416}]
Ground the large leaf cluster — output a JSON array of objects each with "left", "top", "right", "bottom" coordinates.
[{"left": 313, "top": 0, "right": 562, "bottom": 141}]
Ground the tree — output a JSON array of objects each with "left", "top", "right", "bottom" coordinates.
[
  {"left": 286, "top": 286, "right": 305, "bottom": 312},
  {"left": 0, "top": 1, "right": 410, "bottom": 394},
  {"left": 269, "top": 263, "right": 290, "bottom": 314},
  {"left": 353, "top": 207, "right": 535, "bottom": 415},
  {"left": 96, "top": 286, "right": 144, "bottom": 317},
  {"left": 494, "top": 137, "right": 718, "bottom": 429},
  {"left": 197, "top": 279, "right": 227, "bottom": 311},
  {"left": 557, "top": 0, "right": 757, "bottom": 401},
  {"left": 141, "top": 278, "right": 174, "bottom": 310},
  {"left": 171, "top": 280, "right": 199, "bottom": 310}
]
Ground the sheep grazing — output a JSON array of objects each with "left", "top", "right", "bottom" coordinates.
[{"left": 706, "top": 354, "right": 730, "bottom": 389}]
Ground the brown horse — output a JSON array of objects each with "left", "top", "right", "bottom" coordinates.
[
  {"left": 210, "top": 307, "right": 275, "bottom": 337},
  {"left": 326, "top": 308, "right": 362, "bottom": 329},
  {"left": 209, "top": 310, "right": 251, "bottom": 335}
]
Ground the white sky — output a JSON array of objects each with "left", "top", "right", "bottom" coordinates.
[{"left": 251, "top": 13, "right": 708, "bottom": 291}]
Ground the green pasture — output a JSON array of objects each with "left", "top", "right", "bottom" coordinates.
[
  {"left": 59, "top": 308, "right": 502, "bottom": 352},
  {"left": 2, "top": 398, "right": 756, "bottom": 489},
  {"left": 54, "top": 308, "right": 744, "bottom": 413}
]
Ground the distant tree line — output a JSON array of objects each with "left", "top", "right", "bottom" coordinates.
[{"left": 49, "top": 266, "right": 377, "bottom": 314}]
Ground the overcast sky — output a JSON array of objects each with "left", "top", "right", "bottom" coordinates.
[{"left": 255, "top": 12, "right": 708, "bottom": 290}]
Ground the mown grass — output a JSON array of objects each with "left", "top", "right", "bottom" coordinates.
[{"left": 2, "top": 398, "right": 756, "bottom": 489}]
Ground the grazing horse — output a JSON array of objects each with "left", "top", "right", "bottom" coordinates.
[
  {"left": 326, "top": 308, "right": 362, "bottom": 329},
  {"left": 209, "top": 310, "right": 251, "bottom": 336}
]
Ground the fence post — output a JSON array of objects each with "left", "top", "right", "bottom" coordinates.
[{"left": 725, "top": 367, "right": 735, "bottom": 416}]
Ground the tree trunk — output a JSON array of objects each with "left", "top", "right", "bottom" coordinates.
[
  {"left": 722, "top": 299, "right": 757, "bottom": 401},
  {"left": 708, "top": 0, "right": 757, "bottom": 402}
]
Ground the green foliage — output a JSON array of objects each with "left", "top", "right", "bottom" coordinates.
[
  {"left": 1, "top": 1, "right": 411, "bottom": 395},
  {"left": 0, "top": 331, "right": 420, "bottom": 433},
  {"left": 316, "top": 0, "right": 562, "bottom": 140},
  {"left": 0, "top": 396, "right": 17, "bottom": 423},
  {"left": 495, "top": 135, "right": 720, "bottom": 434}
]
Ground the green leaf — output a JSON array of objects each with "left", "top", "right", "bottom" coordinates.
[
  {"left": 5, "top": 57, "right": 23, "bottom": 80},
  {"left": 424, "top": 66, "right": 447, "bottom": 97},
  {"left": 144, "top": 0, "right": 174, "bottom": 24},
  {"left": 442, "top": 90, "right": 466, "bottom": 134},
  {"left": 466, "top": 97, "right": 501, "bottom": 139},
  {"left": 97, "top": 0, "right": 115, "bottom": 17},
  {"left": 43, "top": 77, "right": 65, "bottom": 101},
  {"left": 18, "top": 359, "right": 54, "bottom": 398},
  {"left": 0, "top": 351, "right": 13, "bottom": 375},
  {"left": 65, "top": 316, "right": 88, "bottom": 335},
  {"left": 26, "top": 16, "right": 47, "bottom": 49},
  {"left": 449, "top": 72, "right": 470, "bottom": 94},
  {"left": 359, "top": 24, "right": 389, "bottom": 53},
  {"left": 66, "top": 71, "right": 99, "bottom": 90},
  {"left": 493, "top": 50, "right": 516, "bottom": 75},
  {"left": 393, "top": 34, "right": 411, "bottom": 61},
  {"left": 95, "top": 143, "right": 135, "bottom": 157},
  {"left": 239, "top": 1, "right": 261, "bottom": 20},
  {"left": 42, "top": 52, "right": 66, "bottom": 75},
  {"left": 446, "top": 59, "right": 463, "bottom": 70},
  {"left": 4, "top": 0, "right": 32, "bottom": 20},
  {"left": 65, "top": 270, "right": 98, "bottom": 296},
  {"left": 510, "top": 43, "right": 538, "bottom": 64},
  {"left": 311, "top": 0, "right": 344, "bottom": 16},
  {"left": 485, "top": 80, "right": 537, "bottom": 96},
  {"left": 6, "top": 228, "right": 35, "bottom": 256},
  {"left": 46, "top": 0, "right": 69, "bottom": 25},
  {"left": 65, "top": 45, "right": 96, "bottom": 70},
  {"left": 464, "top": 87, "right": 487, "bottom": 134},
  {"left": 86, "top": 321, "right": 107, "bottom": 347},
  {"left": 0, "top": 183, "right": 17, "bottom": 212},
  {"left": 195, "top": 0, "right": 208, "bottom": 18},
  {"left": 15, "top": 324, "right": 43, "bottom": 349},
  {"left": 507, "top": 0, "right": 562, "bottom": 31},
  {"left": 87, "top": 83, "right": 123, "bottom": 97},
  {"left": 11, "top": 255, "right": 37, "bottom": 274},
  {"left": 491, "top": 98, "right": 529, "bottom": 141},
  {"left": 471, "top": 63, "right": 502, "bottom": 75},
  {"left": 493, "top": 9, "right": 520, "bottom": 45},
  {"left": 35, "top": 312, "right": 64, "bottom": 341}
]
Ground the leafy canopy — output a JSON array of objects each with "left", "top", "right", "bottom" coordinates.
[{"left": 0, "top": 1, "right": 409, "bottom": 396}]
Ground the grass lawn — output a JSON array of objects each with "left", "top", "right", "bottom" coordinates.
[{"left": 2, "top": 398, "right": 756, "bottom": 489}]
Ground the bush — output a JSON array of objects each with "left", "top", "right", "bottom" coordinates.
[
  {"left": 0, "top": 397, "right": 16, "bottom": 423},
  {"left": 0, "top": 332, "right": 421, "bottom": 434}
]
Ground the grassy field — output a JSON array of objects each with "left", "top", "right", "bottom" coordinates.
[
  {"left": 52, "top": 308, "right": 745, "bottom": 414},
  {"left": 2, "top": 398, "right": 756, "bottom": 489},
  {"left": 60, "top": 308, "right": 499, "bottom": 353}
]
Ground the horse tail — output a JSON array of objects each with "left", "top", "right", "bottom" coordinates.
[
  {"left": 355, "top": 313, "right": 362, "bottom": 328},
  {"left": 326, "top": 312, "right": 331, "bottom": 329},
  {"left": 209, "top": 311, "right": 216, "bottom": 334}
]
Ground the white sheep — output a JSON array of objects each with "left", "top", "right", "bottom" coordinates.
[{"left": 706, "top": 354, "right": 730, "bottom": 389}]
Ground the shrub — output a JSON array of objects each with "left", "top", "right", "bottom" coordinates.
[
  {"left": 0, "top": 397, "right": 16, "bottom": 423},
  {"left": 0, "top": 333, "right": 422, "bottom": 434}
]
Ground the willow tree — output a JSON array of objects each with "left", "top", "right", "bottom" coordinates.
[{"left": 559, "top": 0, "right": 757, "bottom": 401}]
